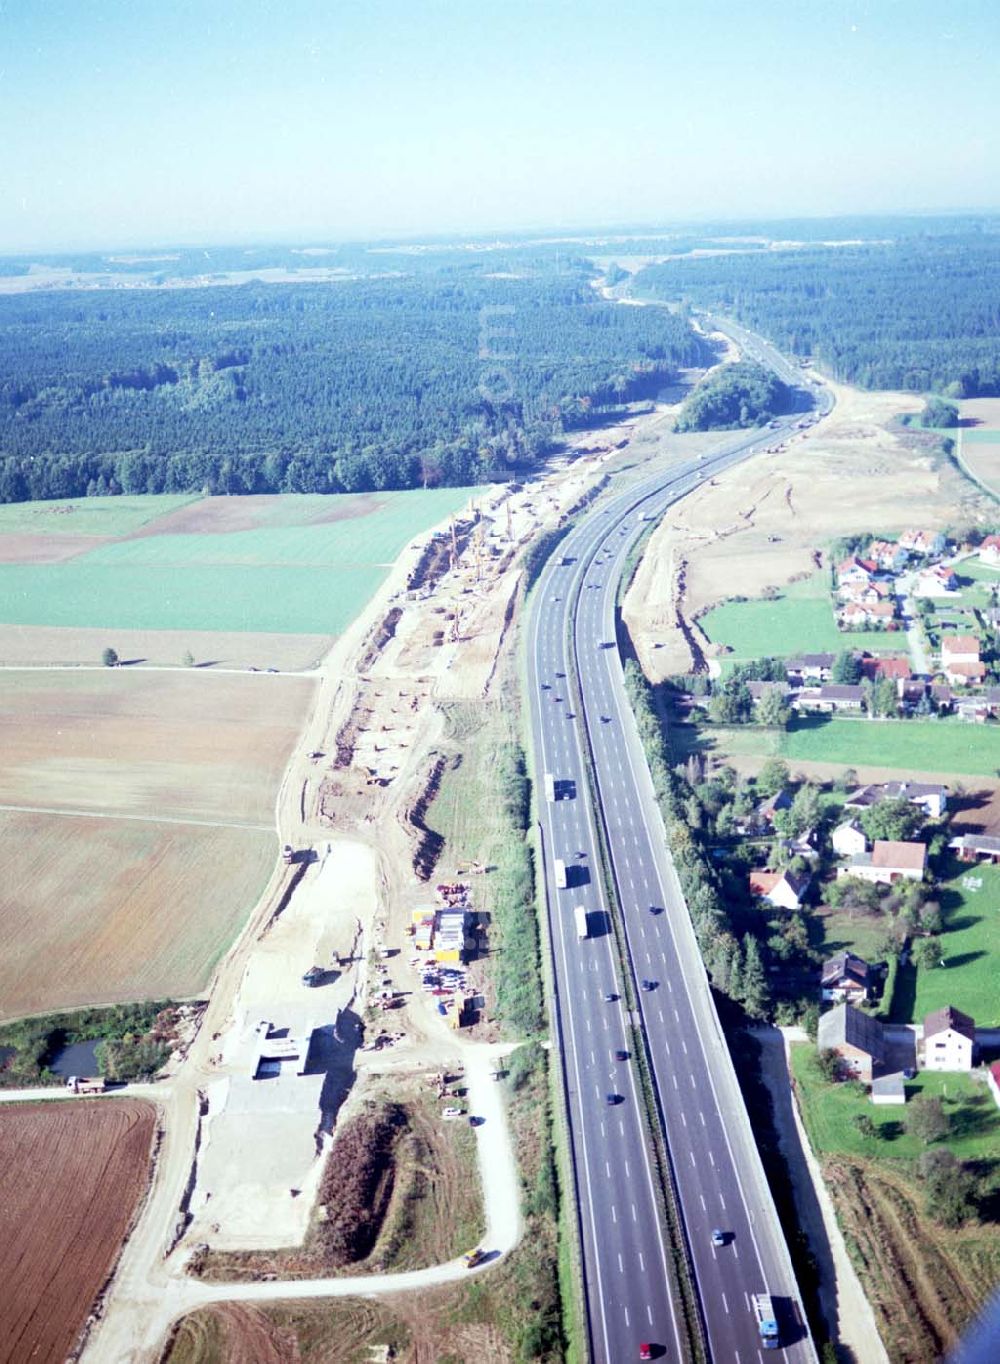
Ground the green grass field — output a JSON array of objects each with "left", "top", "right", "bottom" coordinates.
[
  {"left": 0, "top": 488, "right": 475, "bottom": 634},
  {"left": 910, "top": 860, "right": 1000, "bottom": 1024},
  {"left": 791, "top": 1044, "right": 1000, "bottom": 1162},
  {"left": 684, "top": 715, "right": 1000, "bottom": 779},
  {"left": 0, "top": 494, "right": 199, "bottom": 537},
  {"left": 701, "top": 572, "right": 898, "bottom": 660}
]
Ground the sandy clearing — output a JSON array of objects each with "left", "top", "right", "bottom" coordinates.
[
  {"left": 624, "top": 374, "right": 993, "bottom": 679},
  {"left": 124, "top": 493, "right": 387, "bottom": 538}
]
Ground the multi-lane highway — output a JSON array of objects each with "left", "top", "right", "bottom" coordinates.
[{"left": 528, "top": 348, "right": 829, "bottom": 1362}]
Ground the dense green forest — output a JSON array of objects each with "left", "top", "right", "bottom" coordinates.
[
  {"left": 0, "top": 263, "right": 706, "bottom": 502},
  {"left": 675, "top": 361, "right": 789, "bottom": 432},
  {"left": 633, "top": 231, "right": 1000, "bottom": 395}
]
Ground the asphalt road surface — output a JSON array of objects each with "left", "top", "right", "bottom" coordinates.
[{"left": 527, "top": 353, "right": 827, "bottom": 1363}]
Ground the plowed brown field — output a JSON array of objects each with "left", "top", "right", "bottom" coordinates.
[{"left": 0, "top": 1099, "right": 155, "bottom": 1364}]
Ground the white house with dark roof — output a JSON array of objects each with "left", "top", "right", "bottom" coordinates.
[
  {"left": 922, "top": 1006, "right": 976, "bottom": 1072},
  {"left": 821, "top": 951, "right": 875, "bottom": 1004}
]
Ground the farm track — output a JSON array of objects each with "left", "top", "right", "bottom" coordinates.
[{"left": 0, "top": 802, "right": 273, "bottom": 831}]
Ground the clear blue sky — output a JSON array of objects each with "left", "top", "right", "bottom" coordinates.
[{"left": 1, "top": 0, "right": 998, "bottom": 252}]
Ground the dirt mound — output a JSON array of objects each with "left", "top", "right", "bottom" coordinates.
[
  {"left": 405, "top": 755, "right": 449, "bottom": 880},
  {"left": 192, "top": 1103, "right": 410, "bottom": 1281},
  {"left": 357, "top": 605, "right": 404, "bottom": 675}
]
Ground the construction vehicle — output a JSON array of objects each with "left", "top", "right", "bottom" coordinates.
[
  {"left": 575, "top": 905, "right": 589, "bottom": 940},
  {"left": 543, "top": 771, "right": 556, "bottom": 802},
  {"left": 66, "top": 1075, "right": 106, "bottom": 1095},
  {"left": 751, "top": 1293, "right": 780, "bottom": 1350},
  {"left": 282, "top": 844, "right": 295, "bottom": 865},
  {"left": 463, "top": 1248, "right": 486, "bottom": 1269},
  {"left": 554, "top": 858, "right": 567, "bottom": 890},
  {"left": 301, "top": 965, "right": 324, "bottom": 988}
]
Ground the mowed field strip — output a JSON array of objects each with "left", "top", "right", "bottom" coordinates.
[
  {"left": 0, "top": 670, "right": 313, "bottom": 1015},
  {"left": 0, "top": 487, "right": 476, "bottom": 634},
  {"left": 0, "top": 1099, "right": 156, "bottom": 1364}
]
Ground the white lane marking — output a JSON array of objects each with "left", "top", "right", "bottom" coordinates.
[
  {"left": 631, "top": 1203, "right": 637, "bottom": 1222},
  {"left": 681, "top": 1040, "right": 688, "bottom": 1055},
  {"left": 618, "top": 1252, "right": 624, "bottom": 1274},
  {"left": 719, "top": 1194, "right": 726, "bottom": 1208},
  {"left": 699, "top": 1194, "right": 706, "bottom": 1211},
  {"left": 680, "top": 1111, "right": 687, "bottom": 1127},
  {"left": 722, "top": 1291, "right": 729, "bottom": 1315},
  {"left": 647, "top": 1305, "right": 653, "bottom": 1324},
  {"left": 699, "top": 1111, "right": 706, "bottom": 1126},
  {"left": 672, "top": 1074, "right": 678, "bottom": 1089}
]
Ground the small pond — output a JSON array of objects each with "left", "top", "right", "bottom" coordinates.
[{"left": 48, "top": 1038, "right": 102, "bottom": 1078}]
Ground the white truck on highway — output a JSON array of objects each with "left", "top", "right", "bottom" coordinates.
[
  {"left": 752, "top": 1292, "right": 780, "bottom": 1350},
  {"left": 553, "top": 858, "right": 567, "bottom": 889},
  {"left": 543, "top": 771, "right": 556, "bottom": 802},
  {"left": 574, "top": 905, "right": 588, "bottom": 940}
]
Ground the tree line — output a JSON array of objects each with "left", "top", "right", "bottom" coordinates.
[{"left": 0, "top": 264, "right": 707, "bottom": 504}]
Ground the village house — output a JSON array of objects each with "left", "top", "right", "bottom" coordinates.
[
  {"left": 838, "top": 600, "right": 897, "bottom": 629},
  {"left": 821, "top": 951, "right": 877, "bottom": 1003},
  {"left": 941, "top": 633, "right": 986, "bottom": 686},
  {"left": 900, "top": 529, "right": 947, "bottom": 558},
  {"left": 836, "top": 556, "right": 878, "bottom": 588},
  {"left": 746, "top": 679, "right": 790, "bottom": 707},
  {"left": 817, "top": 1002, "right": 886, "bottom": 1082},
  {"left": 785, "top": 652, "right": 836, "bottom": 684},
  {"left": 780, "top": 827, "right": 820, "bottom": 862},
  {"left": 899, "top": 679, "right": 929, "bottom": 712},
  {"left": 860, "top": 655, "right": 911, "bottom": 684},
  {"left": 793, "top": 683, "right": 866, "bottom": 713},
  {"left": 867, "top": 539, "right": 909, "bottom": 573},
  {"left": 832, "top": 820, "right": 868, "bottom": 857},
  {"left": 949, "top": 832, "right": 1000, "bottom": 864},
  {"left": 978, "top": 534, "right": 1000, "bottom": 567},
  {"left": 914, "top": 563, "right": 959, "bottom": 596},
  {"left": 751, "top": 788, "right": 793, "bottom": 830},
  {"left": 844, "top": 780, "right": 948, "bottom": 819},
  {"left": 840, "top": 838, "right": 927, "bottom": 884},
  {"left": 749, "top": 868, "right": 811, "bottom": 910},
  {"left": 838, "top": 579, "right": 894, "bottom": 607},
  {"left": 922, "top": 1005, "right": 976, "bottom": 1072}
]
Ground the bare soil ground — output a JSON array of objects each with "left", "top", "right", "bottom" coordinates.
[
  {"left": 823, "top": 1155, "right": 990, "bottom": 1364},
  {"left": 0, "top": 625, "right": 330, "bottom": 669},
  {"left": 0, "top": 669, "right": 313, "bottom": 825},
  {"left": 0, "top": 813, "right": 275, "bottom": 1017},
  {"left": 625, "top": 377, "right": 992, "bottom": 679},
  {"left": 0, "top": 533, "right": 109, "bottom": 563},
  {"left": 0, "top": 1099, "right": 156, "bottom": 1364}
]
